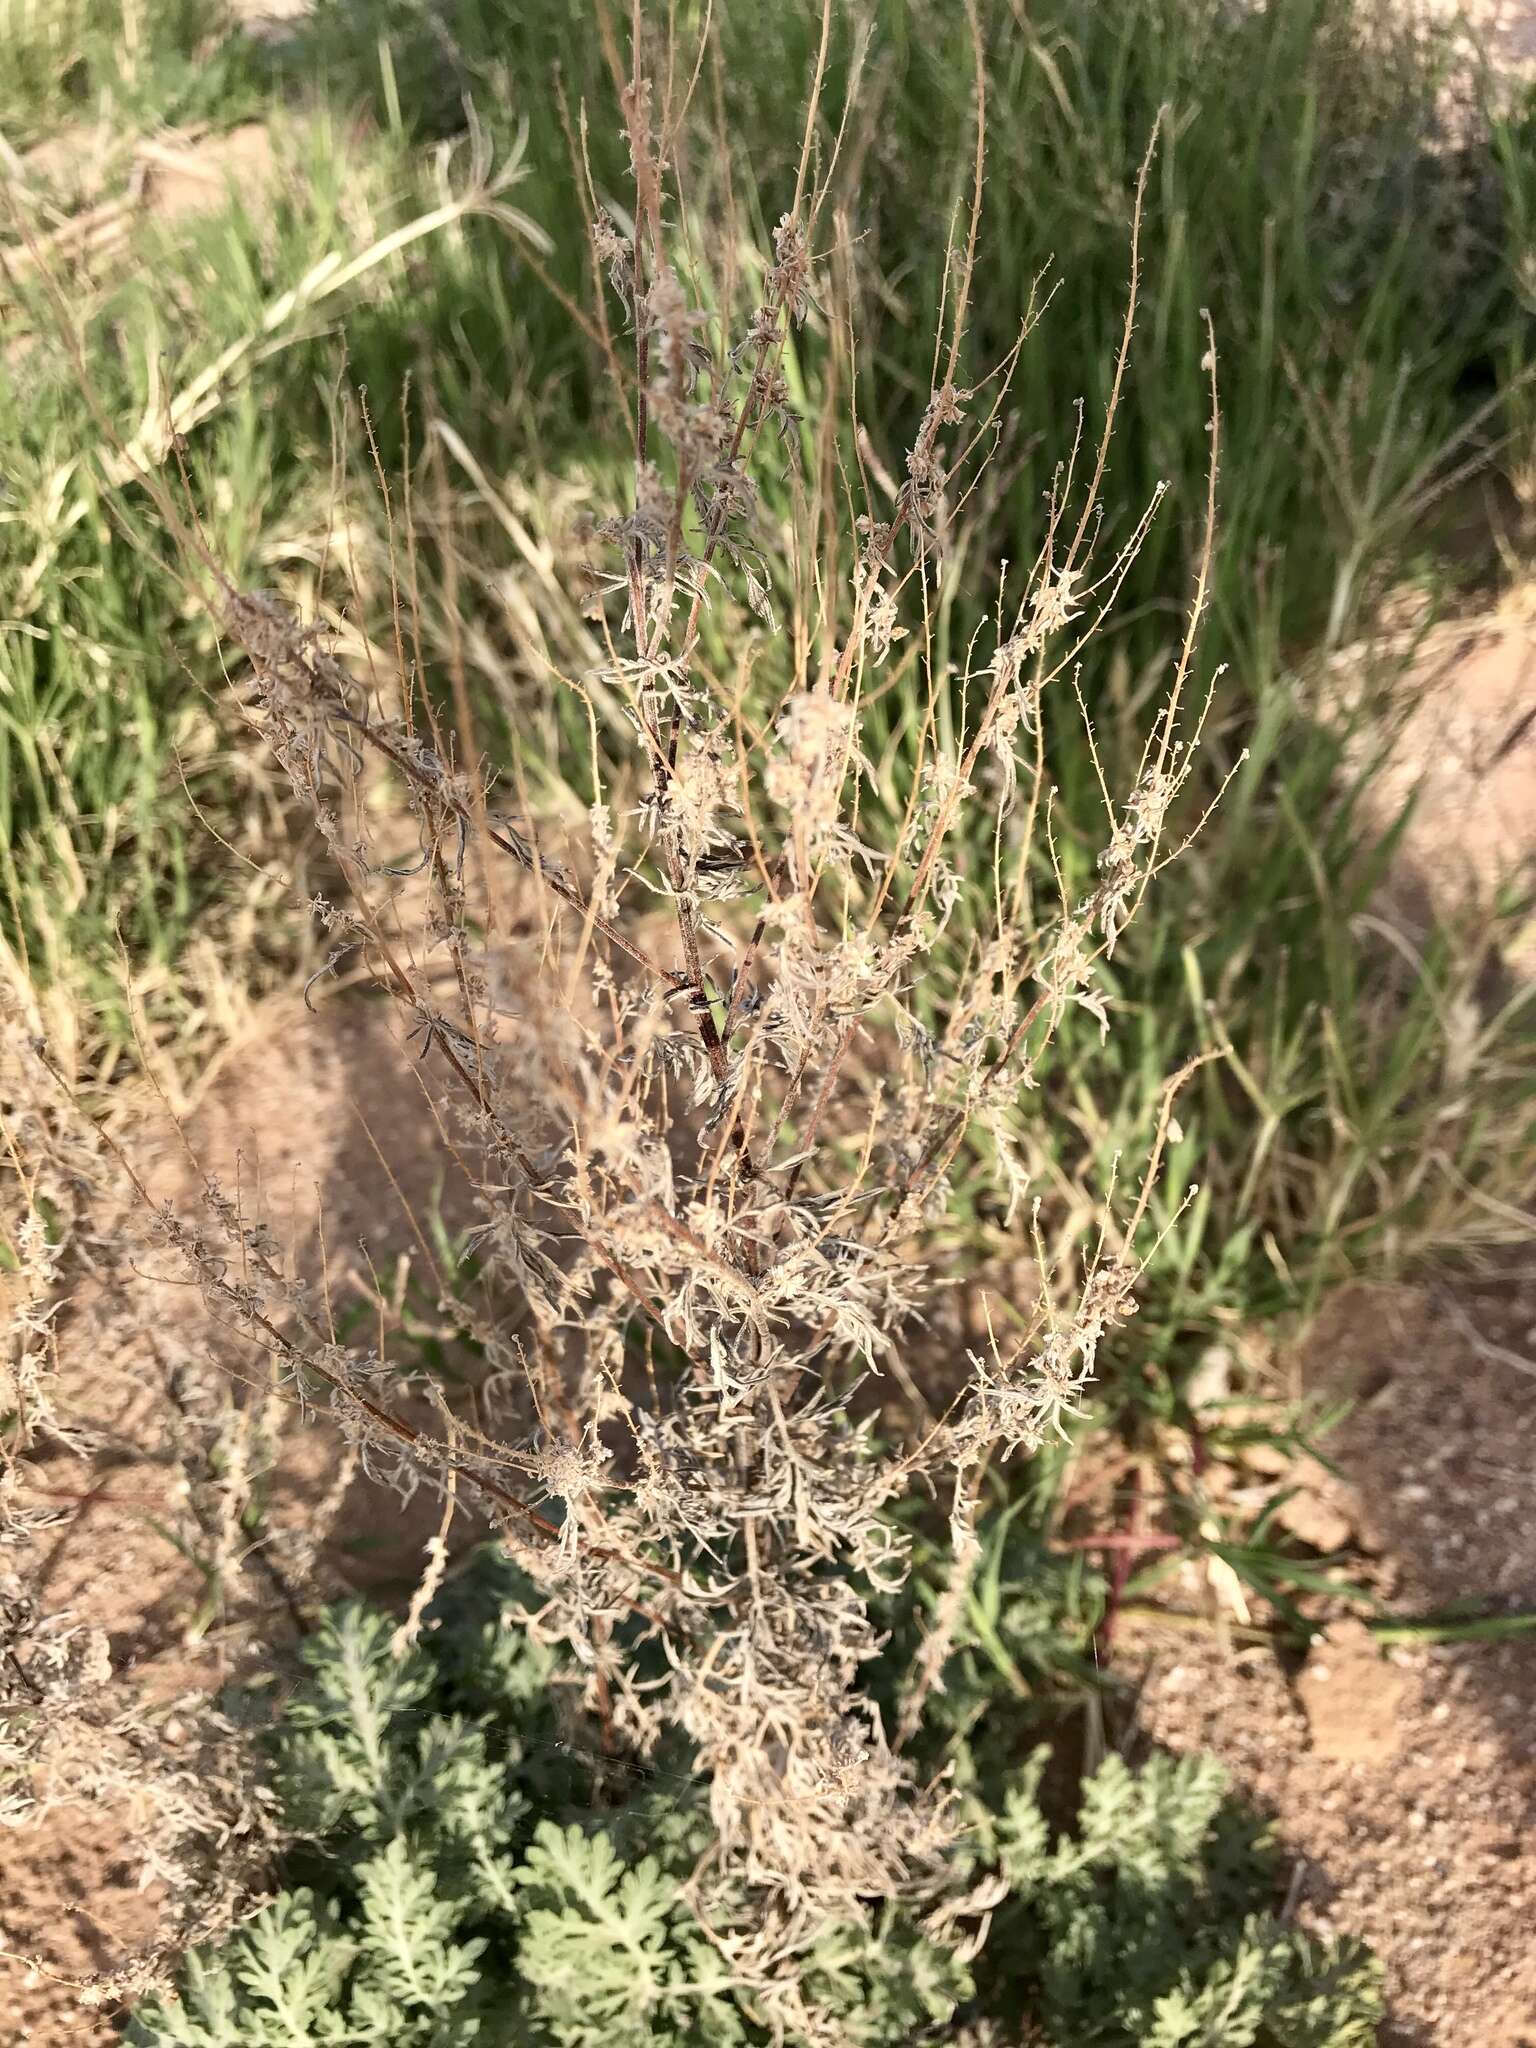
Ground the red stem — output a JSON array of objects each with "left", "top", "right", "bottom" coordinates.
[{"left": 1094, "top": 1463, "right": 1145, "bottom": 1659}]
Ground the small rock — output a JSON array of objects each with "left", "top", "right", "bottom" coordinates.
[
  {"left": 1273, "top": 1454, "right": 1357, "bottom": 1553},
  {"left": 1296, "top": 1617, "right": 1407, "bottom": 1764},
  {"left": 1326, "top": 599, "right": 1536, "bottom": 980},
  {"left": 1184, "top": 1343, "right": 1234, "bottom": 1411}
]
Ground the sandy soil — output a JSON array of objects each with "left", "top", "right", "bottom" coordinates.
[
  {"left": 1131, "top": 1279, "right": 1536, "bottom": 2047},
  {"left": 2, "top": 996, "right": 482, "bottom": 2044},
  {"left": 1334, "top": 592, "right": 1536, "bottom": 975}
]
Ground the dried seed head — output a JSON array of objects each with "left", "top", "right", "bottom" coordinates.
[
  {"left": 767, "top": 213, "right": 813, "bottom": 325},
  {"left": 592, "top": 210, "right": 634, "bottom": 312},
  {"left": 765, "top": 694, "right": 861, "bottom": 860}
]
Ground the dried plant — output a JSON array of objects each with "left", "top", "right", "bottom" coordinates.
[
  {"left": 2, "top": 982, "right": 104, "bottom": 1587},
  {"left": 42, "top": 11, "right": 1222, "bottom": 2034},
  {"left": 1, "top": 989, "right": 280, "bottom": 1999}
]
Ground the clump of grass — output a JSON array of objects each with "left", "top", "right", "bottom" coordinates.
[
  {"left": 0, "top": 0, "right": 260, "bottom": 157},
  {"left": 0, "top": 104, "right": 551, "bottom": 1079}
]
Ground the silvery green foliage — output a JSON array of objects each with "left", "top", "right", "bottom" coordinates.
[
  {"left": 962, "top": 1746, "right": 1383, "bottom": 2047},
  {"left": 128, "top": 1555, "right": 1381, "bottom": 2048}
]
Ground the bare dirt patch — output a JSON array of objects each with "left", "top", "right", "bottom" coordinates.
[
  {"left": 5, "top": 116, "right": 301, "bottom": 303},
  {"left": 1132, "top": 1278, "right": 1536, "bottom": 2048},
  {"left": 1333, "top": 590, "right": 1536, "bottom": 977},
  {"left": 137, "top": 124, "right": 278, "bottom": 225}
]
